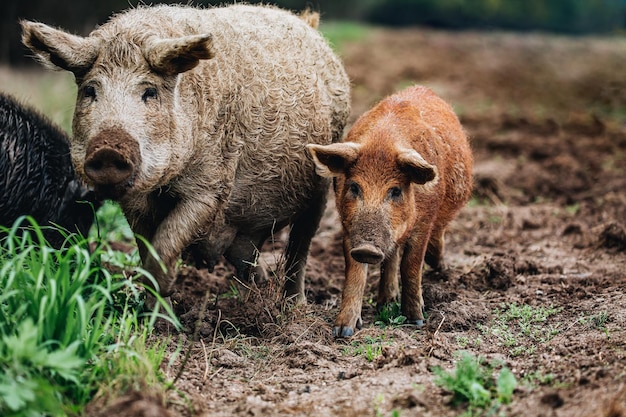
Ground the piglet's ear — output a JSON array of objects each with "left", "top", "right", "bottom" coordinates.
[
  {"left": 145, "top": 34, "right": 214, "bottom": 76},
  {"left": 306, "top": 143, "right": 361, "bottom": 178},
  {"left": 397, "top": 149, "right": 438, "bottom": 185},
  {"left": 21, "top": 20, "right": 99, "bottom": 76}
]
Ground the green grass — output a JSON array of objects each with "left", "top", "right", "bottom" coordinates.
[
  {"left": 521, "top": 370, "right": 557, "bottom": 389},
  {"left": 433, "top": 351, "right": 517, "bottom": 416},
  {"left": 478, "top": 303, "right": 562, "bottom": 357},
  {"left": 320, "top": 21, "right": 371, "bottom": 53},
  {"left": 578, "top": 311, "right": 611, "bottom": 339},
  {"left": 341, "top": 335, "right": 389, "bottom": 362},
  {"left": 0, "top": 216, "right": 178, "bottom": 416},
  {"left": 0, "top": 69, "right": 76, "bottom": 133},
  {"left": 89, "top": 201, "right": 134, "bottom": 244}
]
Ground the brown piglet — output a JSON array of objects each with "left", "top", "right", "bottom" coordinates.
[{"left": 308, "top": 85, "right": 472, "bottom": 337}]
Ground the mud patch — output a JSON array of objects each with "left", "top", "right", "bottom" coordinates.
[{"left": 78, "top": 27, "right": 626, "bottom": 417}]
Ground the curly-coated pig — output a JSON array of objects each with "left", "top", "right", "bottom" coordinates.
[
  {"left": 21, "top": 4, "right": 350, "bottom": 298},
  {"left": 308, "top": 85, "right": 472, "bottom": 337},
  {"left": 0, "top": 93, "right": 99, "bottom": 248}
]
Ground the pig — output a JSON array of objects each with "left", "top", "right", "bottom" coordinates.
[
  {"left": 307, "top": 85, "right": 472, "bottom": 337},
  {"left": 21, "top": 4, "right": 350, "bottom": 299},
  {"left": 0, "top": 92, "right": 99, "bottom": 248}
]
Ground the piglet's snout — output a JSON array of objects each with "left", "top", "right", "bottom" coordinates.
[
  {"left": 350, "top": 244, "right": 384, "bottom": 264},
  {"left": 83, "top": 127, "right": 140, "bottom": 188},
  {"left": 348, "top": 209, "right": 392, "bottom": 265}
]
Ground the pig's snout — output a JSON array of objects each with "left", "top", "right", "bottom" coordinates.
[
  {"left": 350, "top": 244, "right": 384, "bottom": 264},
  {"left": 85, "top": 148, "right": 134, "bottom": 185},
  {"left": 83, "top": 128, "right": 141, "bottom": 198}
]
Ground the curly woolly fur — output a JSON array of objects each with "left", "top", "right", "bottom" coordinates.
[
  {"left": 21, "top": 4, "right": 351, "bottom": 297},
  {"left": 0, "top": 93, "right": 99, "bottom": 248}
]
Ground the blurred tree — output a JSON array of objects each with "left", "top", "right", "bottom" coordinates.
[
  {"left": 366, "top": 0, "right": 625, "bottom": 33},
  {"left": 2, "top": 0, "right": 625, "bottom": 65},
  {"left": 1, "top": 0, "right": 129, "bottom": 64}
]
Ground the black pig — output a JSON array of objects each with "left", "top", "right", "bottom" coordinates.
[{"left": 0, "top": 93, "right": 99, "bottom": 248}]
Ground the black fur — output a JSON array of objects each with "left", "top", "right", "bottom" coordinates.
[{"left": 0, "top": 93, "right": 100, "bottom": 248}]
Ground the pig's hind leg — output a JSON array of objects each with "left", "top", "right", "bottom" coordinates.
[
  {"left": 283, "top": 184, "right": 329, "bottom": 303},
  {"left": 224, "top": 233, "right": 268, "bottom": 286},
  {"left": 425, "top": 226, "right": 445, "bottom": 270},
  {"left": 400, "top": 235, "right": 428, "bottom": 327}
]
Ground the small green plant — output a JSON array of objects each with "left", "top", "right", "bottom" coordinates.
[
  {"left": 375, "top": 301, "right": 407, "bottom": 327},
  {"left": 521, "top": 370, "right": 557, "bottom": 389},
  {"left": 456, "top": 335, "right": 470, "bottom": 348},
  {"left": 480, "top": 303, "right": 562, "bottom": 356},
  {"left": 579, "top": 311, "right": 609, "bottom": 329},
  {"left": 565, "top": 203, "right": 580, "bottom": 215},
  {"left": 222, "top": 282, "right": 242, "bottom": 299},
  {"left": 578, "top": 311, "right": 610, "bottom": 339},
  {"left": 342, "top": 335, "right": 388, "bottom": 362},
  {"left": 433, "top": 351, "right": 517, "bottom": 416}
]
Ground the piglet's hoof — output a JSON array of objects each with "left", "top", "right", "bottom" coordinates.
[
  {"left": 333, "top": 317, "right": 362, "bottom": 338},
  {"left": 333, "top": 326, "right": 354, "bottom": 338}
]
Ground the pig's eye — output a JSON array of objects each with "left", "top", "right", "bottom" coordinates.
[
  {"left": 142, "top": 87, "right": 158, "bottom": 102},
  {"left": 347, "top": 182, "right": 361, "bottom": 198},
  {"left": 83, "top": 85, "right": 97, "bottom": 100},
  {"left": 387, "top": 186, "right": 403, "bottom": 201}
]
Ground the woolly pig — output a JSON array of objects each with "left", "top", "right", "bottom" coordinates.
[
  {"left": 0, "top": 93, "right": 99, "bottom": 248},
  {"left": 21, "top": 4, "right": 350, "bottom": 299},
  {"left": 308, "top": 86, "right": 472, "bottom": 337}
]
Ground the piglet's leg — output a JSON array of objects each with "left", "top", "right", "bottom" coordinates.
[
  {"left": 377, "top": 246, "right": 400, "bottom": 309},
  {"left": 400, "top": 235, "right": 429, "bottom": 327},
  {"left": 334, "top": 236, "right": 367, "bottom": 338},
  {"left": 425, "top": 226, "right": 445, "bottom": 270}
]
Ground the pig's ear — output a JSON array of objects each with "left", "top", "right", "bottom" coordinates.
[
  {"left": 145, "top": 34, "right": 214, "bottom": 76},
  {"left": 306, "top": 143, "right": 361, "bottom": 177},
  {"left": 20, "top": 20, "right": 98, "bottom": 76},
  {"left": 397, "top": 149, "right": 438, "bottom": 185}
]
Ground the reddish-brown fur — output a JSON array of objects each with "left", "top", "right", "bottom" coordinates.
[{"left": 308, "top": 85, "right": 472, "bottom": 337}]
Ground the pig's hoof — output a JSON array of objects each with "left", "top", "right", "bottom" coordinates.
[
  {"left": 408, "top": 319, "right": 424, "bottom": 327},
  {"left": 333, "top": 326, "right": 354, "bottom": 338}
]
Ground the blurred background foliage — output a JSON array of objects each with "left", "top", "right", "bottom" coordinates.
[{"left": 2, "top": 0, "right": 625, "bottom": 64}]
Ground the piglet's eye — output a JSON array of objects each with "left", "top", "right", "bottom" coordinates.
[
  {"left": 348, "top": 182, "right": 361, "bottom": 198},
  {"left": 388, "top": 186, "right": 403, "bottom": 201},
  {"left": 142, "top": 87, "right": 158, "bottom": 102}
]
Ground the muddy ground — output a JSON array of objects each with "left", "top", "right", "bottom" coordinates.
[{"left": 98, "top": 28, "right": 625, "bottom": 416}]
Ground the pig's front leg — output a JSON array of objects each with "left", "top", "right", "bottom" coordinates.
[
  {"left": 334, "top": 236, "right": 368, "bottom": 338},
  {"left": 143, "top": 194, "right": 225, "bottom": 296}
]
